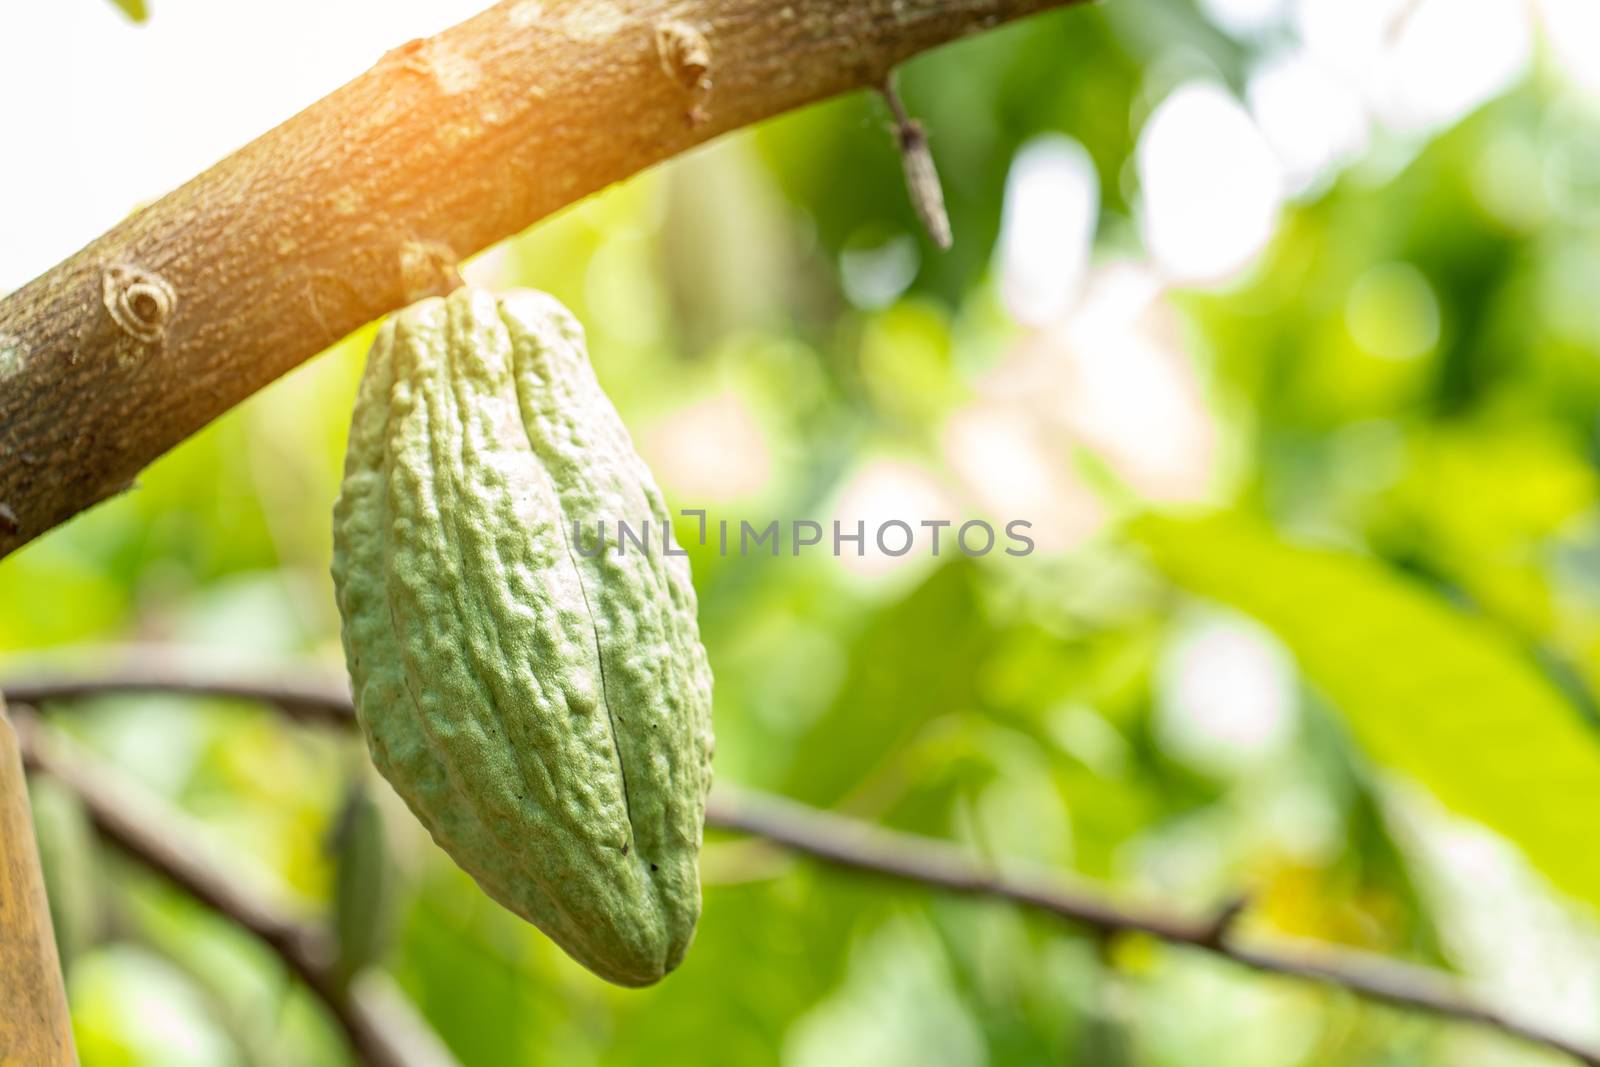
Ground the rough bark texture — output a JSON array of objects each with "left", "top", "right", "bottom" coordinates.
[
  {"left": 0, "top": 700, "right": 77, "bottom": 1067},
  {"left": 0, "top": 0, "right": 1087, "bottom": 557}
]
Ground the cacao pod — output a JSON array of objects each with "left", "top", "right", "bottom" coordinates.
[{"left": 331, "top": 287, "right": 714, "bottom": 986}]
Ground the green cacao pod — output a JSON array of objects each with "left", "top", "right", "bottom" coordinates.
[{"left": 331, "top": 287, "right": 714, "bottom": 986}]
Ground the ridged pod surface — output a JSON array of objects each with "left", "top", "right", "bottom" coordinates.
[{"left": 332, "top": 287, "right": 714, "bottom": 986}]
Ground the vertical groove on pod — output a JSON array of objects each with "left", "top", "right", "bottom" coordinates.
[{"left": 555, "top": 520, "right": 636, "bottom": 852}]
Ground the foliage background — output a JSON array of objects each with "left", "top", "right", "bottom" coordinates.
[{"left": 3, "top": 0, "right": 1600, "bottom": 1064}]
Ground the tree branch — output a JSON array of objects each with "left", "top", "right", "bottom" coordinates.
[
  {"left": 0, "top": 647, "right": 354, "bottom": 729},
  {"left": 7, "top": 660, "right": 1600, "bottom": 1066},
  {"left": 10, "top": 707, "right": 460, "bottom": 1067},
  {"left": 0, "top": 698, "right": 75, "bottom": 1066},
  {"left": 0, "top": 0, "right": 1088, "bottom": 557},
  {"left": 711, "top": 788, "right": 1600, "bottom": 1067}
]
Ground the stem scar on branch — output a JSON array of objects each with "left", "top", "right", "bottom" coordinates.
[
  {"left": 880, "top": 76, "right": 953, "bottom": 251},
  {"left": 101, "top": 263, "right": 176, "bottom": 347},
  {"left": 655, "top": 20, "right": 713, "bottom": 126},
  {"left": 399, "top": 239, "right": 465, "bottom": 303}
]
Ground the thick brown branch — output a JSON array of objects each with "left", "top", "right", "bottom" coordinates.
[
  {"left": 11, "top": 708, "right": 459, "bottom": 1067},
  {"left": 7, "top": 660, "right": 1600, "bottom": 1066},
  {"left": 0, "top": 0, "right": 1087, "bottom": 556}
]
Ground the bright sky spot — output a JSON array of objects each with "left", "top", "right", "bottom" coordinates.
[
  {"left": 1292, "top": 0, "right": 1406, "bottom": 84},
  {"left": 997, "top": 134, "right": 1100, "bottom": 326},
  {"left": 1157, "top": 614, "right": 1298, "bottom": 776},
  {"left": 1055, "top": 263, "right": 1221, "bottom": 501},
  {"left": 1383, "top": 0, "right": 1531, "bottom": 133},
  {"left": 640, "top": 389, "right": 774, "bottom": 504},
  {"left": 830, "top": 457, "right": 959, "bottom": 579},
  {"left": 1539, "top": 0, "right": 1600, "bottom": 101},
  {"left": 1199, "top": 0, "right": 1289, "bottom": 37},
  {"left": 956, "top": 261, "right": 1222, "bottom": 509},
  {"left": 1294, "top": 0, "right": 1531, "bottom": 136},
  {"left": 1137, "top": 81, "right": 1285, "bottom": 285},
  {"left": 1248, "top": 48, "right": 1369, "bottom": 195},
  {"left": 943, "top": 400, "right": 1107, "bottom": 553},
  {"left": 840, "top": 232, "right": 921, "bottom": 311}
]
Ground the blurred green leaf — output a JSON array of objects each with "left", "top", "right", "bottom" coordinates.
[
  {"left": 106, "top": 0, "right": 148, "bottom": 22},
  {"left": 28, "top": 777, "right": 101, "bottom": 973},
  {"left": 780, "top": 560, "right": 988, "bottom": 807},
  {"left": 1136, "top": 513, "right": 1600, "bottom": 905},
  {"left": 328, "top": 777, "right": 393, "bottom": 990},
  {"left": 70, "top": 946, "right": 241, "bottom": 1067}
]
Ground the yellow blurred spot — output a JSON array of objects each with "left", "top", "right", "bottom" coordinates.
[{"left": 1345, "top": 262, "right": 1440, "bottom": 361}]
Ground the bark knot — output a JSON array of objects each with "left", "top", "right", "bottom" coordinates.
[
  {"left": 102, "top": 264, "right": 176, "bottom": 345},
  {"left": 399, "top": 239, "right": 464, "bottom": 303},
  {"left": 655, "top": 21, "right": 713, "bottom": 126}
]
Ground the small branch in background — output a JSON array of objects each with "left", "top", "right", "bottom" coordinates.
[
  {"left": 711, "top": 788, "right": 1600, "bottom": 1067},
  {"left": 0, "top": 649, "right": 354, "bottom": 729},
  {"left": 7, "top": 661, "right": 1600, "bottom": 1067},
  {"left": 10, "top": 707, "right": 459, "bottom": 1067},
  {"left": 881, "top": 76, "right": 954, "bottom": 250},
  {"left": 1198, "top": 891, "right": 1251, "bottom": 949}
]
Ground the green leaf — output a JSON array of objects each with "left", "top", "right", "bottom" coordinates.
[
  {"left": 28, "top": 777, "right": 101, "bottom": 973},
  {"left": 1134, "top": 513, "right": 1600, "bottom": 905},
  {"left": 107, "top": 0, "right": 148, "bottom": 22}
]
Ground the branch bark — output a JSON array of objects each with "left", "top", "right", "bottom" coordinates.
[
  {"left": 0, "top": 0, "right": 1087, "bottom": 557},
  {"left": 8, "top": 660, "right": 1600, "bottom": 1067},
  {"left": 0, "top": 699, "right": 76, "bottom": 1067},
  {"left": 12, "top": 707, "right": 461, "bottom": 1067}
]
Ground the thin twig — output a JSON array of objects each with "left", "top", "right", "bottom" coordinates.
[
  {"left": 1198, "top": 891, "right": 1251, "bottom": 949},
  {"left": 9, "top": 707, "right": 459, "bottom": 1067},
  {"left": 0, "top": 649, "right": 354, "bottom": 729},
  {"left": 881, "top": 75, "right": 954, "bottom": 249},
  {"left": 710, "top": 787, "right": 1600, "bottom": 1067},
  {"left": 7, "top": 663, "right": 1600, "bottom": 1066}
]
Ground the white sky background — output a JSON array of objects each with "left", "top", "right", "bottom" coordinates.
[{"left": 0, "top": 0, "right": 486, "bottom": 293}]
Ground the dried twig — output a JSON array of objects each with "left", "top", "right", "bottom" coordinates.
[
  {"left": 7, "top": 662, "right": 1600, "bottom": 1067},
  {"left": 881, "top": 76, "right": 954, "bottom": 249}
]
